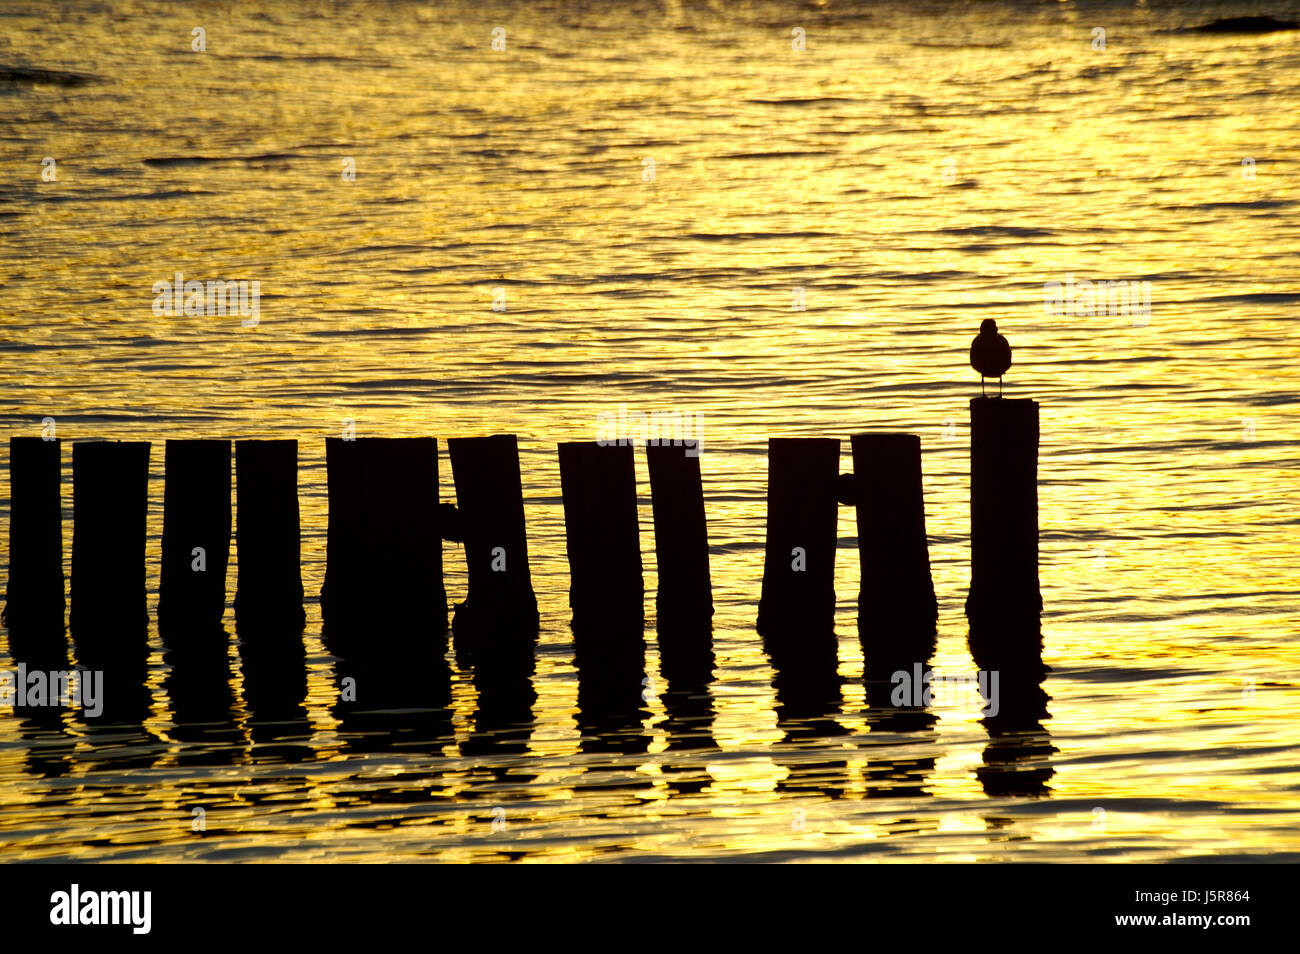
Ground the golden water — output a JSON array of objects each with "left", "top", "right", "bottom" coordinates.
[{"left": 0, "top": 0, "right": 1298, "bottom": 861}]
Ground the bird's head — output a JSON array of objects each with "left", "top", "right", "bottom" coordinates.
[{"left": 980, "top": 319, "right": 998, "bottom": 335}]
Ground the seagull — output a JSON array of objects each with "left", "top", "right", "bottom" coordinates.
[{"left": 970, "top": 319, "right": 1011, "bottom": 396}]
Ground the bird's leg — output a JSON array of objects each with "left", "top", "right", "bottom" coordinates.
[{"left": 981, "top": 375, "right": 986, "bottom": 397}]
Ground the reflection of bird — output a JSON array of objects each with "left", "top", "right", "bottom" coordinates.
[{"left": 970, "top": 319, "right": 1011, "bottom": 396}]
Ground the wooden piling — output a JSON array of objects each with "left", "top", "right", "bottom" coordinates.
[
  {"left": 320, "top": 436, "right": 447, "bottom": 645},
  {"left": 756, "top": 437, "right": 840, "bottom": 637},
  {"left": 69, "top": 440, "right": 151, "bottom": 662},
  {"left": 558, "top": 441, "right": 643, "bottom": 635},
  {"left": 2, "top": 437, "right": 65, "bottom": 636},
  {"left": 235, "top": 423, "right": 311, "bottom": 747},
  {"left": 158, "top": 439, "right": 231, "bottom": 633},
  {"left": 645, "top": 442, "right": 712, "bottom": 632},
  {"left": 233, "top": 439, "right": 305, "bottom": 632},
  {"left": 966, "top": 397, "right": 1041, "bottom": 624},
  {"left": 446, "top": 434, "right": 538, "bottom": 642},
  {"left": 850, "top": 433, "right": 937, "bottom": 677}
]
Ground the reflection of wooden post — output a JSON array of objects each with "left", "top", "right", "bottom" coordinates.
[
  {"left": 236, "top": 442, "right": 309, "bottom": 741},
  {"left": 234, "top": 439, "right": 305, "bottom": 633},
  {"left": 557, "top": 441, "right": 643, "bottom": 633},
  {"left": 850, "top": 433, "right": 937, "bottom": 674},
  {"left": 646, "top": 443, "right": 712, "bottom": 631},
  {"left": 70, "top": 441, "right": 151, "bottom": 662},
  {"left": 158, "top": 439, "right": 231, "bottom": 634},
  {"left": 560, "top": 440, "right": 645, "bottom": 725},
  {"left": 320, "top": 437, "right": 447, "bottom": 645},
  {"left": 967, "top": 397, "right": 1040, "bottom": 624},
  {"left": 447, "top": 434, "right": 538, "bottom": 638},
  {"left": 757, "top": 438, "right": 839, "bottom": 639},
  {"left": 2, "top": 437, "right": 65, "bottom": 636}
]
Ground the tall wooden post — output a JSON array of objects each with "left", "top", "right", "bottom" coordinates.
[
  {"left": 3, "top": 437, "right": 65, "bottom": 638},
  {"left": 447, "top": 434, "right": 538, "bottom": 642},
  {"left": 757, "top": 437, "right": 839, "bottom": 636},
  {"left": 850, "top": 432, "right": 937, "bottom": 678},
  {"left": 557, "top": 441, "right": 643, "bottom": 630},
  {"left": 757, "top": 437, "right": 840, "bottom": 694},
  {"left": 966, "top": 397, "right": 1041, "bottom": 626},
  {"left": 320, "top": 437, "right": 447, "bottom": 650},
  {"left": 646, "top": 442, "right": 712, "bottom": 650},
  {"left": 158, "top": 439, "right": 231, "bottom": 634},
  {"left": 233, "top": 439, "right": 305, "bottom": 633},
  {"left": 69, "top": 440, "right": 151, "bottom": 667}
]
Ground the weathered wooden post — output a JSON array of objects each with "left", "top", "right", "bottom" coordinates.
[
  {"left": 320, "top": 436, "right": 447, "bottom": 650},
  {"left": 233, "top": 439, "right": 305, "bottom": 632},
  {"left": 646, "top": 441, "right": 712, "bottom": 675},
  {"left": 448, "top": 435, "right": 537, "bottom": 750},
  {"left": 966, "top": 397, "right": 1046, "bottom": 757},
  {"left": 966, "top": 397, "right": 1041, "bottom": 627},
  {"left": 447, "top": 434, "right": 538, "bottom": 642},
  {"left": 234, "top": 434, "right": 311, "bottom": 742},
  {"left": 157, "top": 440, "right": 233, "bottom": 742},
  {"left": 757, "top": 437, "right": 839, "bottom": 632},
  {"left": 647, "top": 433, "right": 718, "bottom": 788},
  {"left": 757, "top": 437, "right": 841, "bottom": 694},
  {"left": 558, "top": 441, "right": 643, "bottom": 630},
  {"left": 69, "top": 440, "right": 151, "bottom": 666},
  {"left": 558, "top": 440, "right": 644, "bottom": 674},
  {"left": 850, "top": 432, "right": 938, "bottom": 679},
  {"left": 2, "top": 437, "right": 65, "bottom": 639},
  {"left": 158, "top": 439, "right": 231, "bottom": 634}
]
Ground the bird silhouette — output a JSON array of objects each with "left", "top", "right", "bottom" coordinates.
[{"left": 970, "top": 319, "right": 1011, "bottom": 396}]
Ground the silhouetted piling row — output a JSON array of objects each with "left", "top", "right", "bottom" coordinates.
[{"left": 3, "top": 414, "right": 1041, "bottom": 689}]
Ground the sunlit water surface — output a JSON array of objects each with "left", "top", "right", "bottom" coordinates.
[{"left": 1, "top": 0, "right": 1298, "bottom": 861}]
